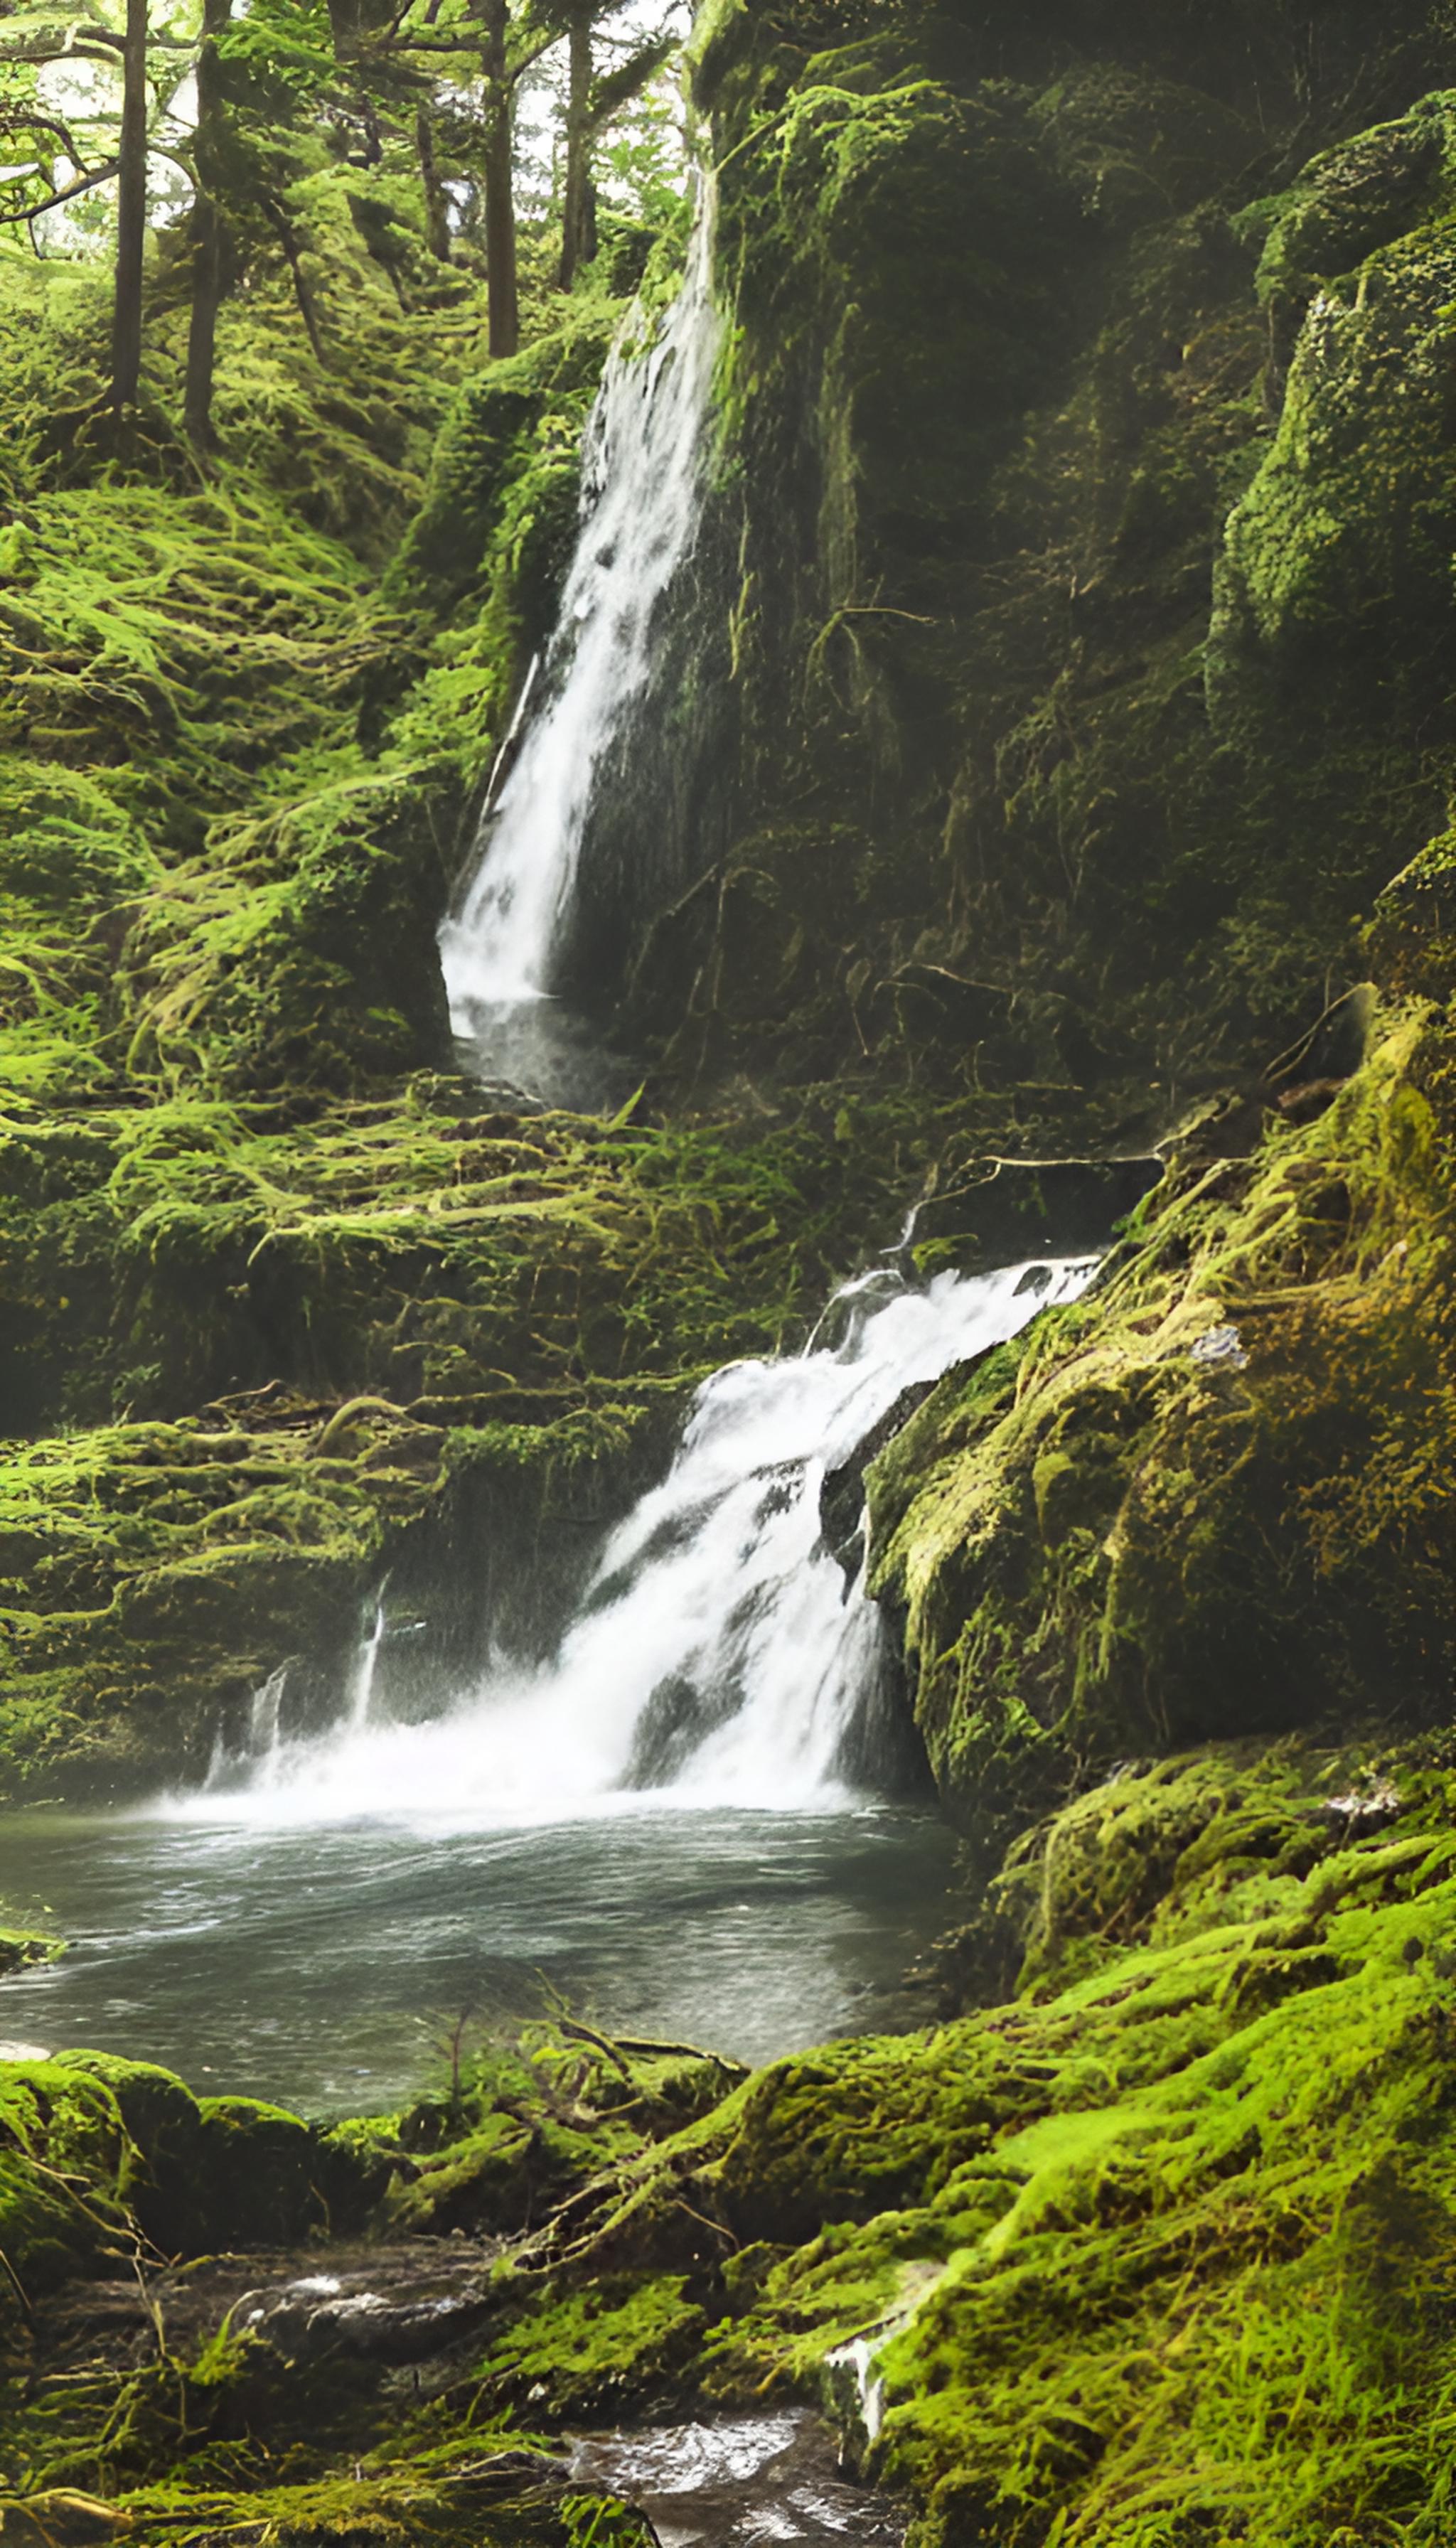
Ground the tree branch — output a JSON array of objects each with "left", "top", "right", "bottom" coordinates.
[
  {"left": 587, "top": 32, "right": 674, "bottom": 129},
  {"left": 0, "top": 154, "right": 119, "bottom": 220},
  {"left": 0, "top": 38, "right": 123, "bottom": 65}
]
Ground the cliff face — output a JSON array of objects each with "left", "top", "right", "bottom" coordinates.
[{"left": 605, "top": 0, "right": 1456, "bottom": 1152}]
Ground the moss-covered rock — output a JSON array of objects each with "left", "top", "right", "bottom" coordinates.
[
  {"left": 1214, "top": 92, "right": 1456, "bottom": 713},
  {"left": 863, "top": 996, "right": 1456, "bottom": 1831},
  {"left": 12, "top": 1760, "right": 1456, "bottom": 2548},
  {"left": 430, "top": 1741, "right": 1456, "bottom": 2548},
  {"left": 0, "top": 1929, "right": 63, "bottom": 1982}
]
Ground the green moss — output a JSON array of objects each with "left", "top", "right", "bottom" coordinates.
[
  {"left": 471, "top": 2276, "right": 707, "bottom": 2420},
  {"left": 450, "top": 1743, "right": 1446, "bottom": 2547},
  {"left": 0, "top": 2060, "right": 137, "bottom": 2301},
  {"left": 12, "top": 1757, "right": 1456, "bottom": 2548},
  {"left": 1214, "top": 95, "right": 1456, "bottom": 705},
  {"left": 864, "top": 998, "right": 1456, "bottom": 1829}
]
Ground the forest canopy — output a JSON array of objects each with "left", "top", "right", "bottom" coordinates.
[{"left": 0, "top": 0, "right": 687, "bottom": 439}]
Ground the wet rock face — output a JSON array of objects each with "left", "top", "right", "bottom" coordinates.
[
  {"left": 906, "top": 1158, "right": 1162, "bottom": 1273},
  {"left": 607, "top": 1, "right": 1456, "bottom": 1138},
  {"left": 200, "top": 2248, "right": 501, "bottom": 2367}
]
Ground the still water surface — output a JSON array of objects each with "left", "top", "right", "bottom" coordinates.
[{"left": 0, "top": 1803, "right": 958, "bottom": 2114}]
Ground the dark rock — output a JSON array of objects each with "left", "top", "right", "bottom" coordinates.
[
  {"left": 232, "top": 2259, "right": 496, "bottom": 2365},
  {"left": 821, "top": 1379, "right": 940, "bottom": 1579},
  {"left": 909, "top": 1155, "right": 1162, "bottom": 1270}
]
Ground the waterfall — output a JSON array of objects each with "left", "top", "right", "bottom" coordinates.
[
  {"left": 438, "top": 188, "right": 720, "bottom": 1100},
  {"left": 166, "top": 1255, "right": 1095, "bottom": 1831},
  {"left": 247, "top": 1664, "right": 287, "bottom": 1788},
  {"left": 348, "top": 1596, "right": 387, "bottom": 1732}
]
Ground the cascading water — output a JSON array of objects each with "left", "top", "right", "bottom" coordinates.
[
  {"left": 181, "top": 1253, "right": 1095, "bottom": 1829},
  {"left": 348, "top": 1596, "right": 387, "bottom": 1733},
  {"left": 2, "top": 1253, "right": 1097, "bottom": 2100},
  {"left": 438, "top": 187, "right": 720, "bottom": 1102}
]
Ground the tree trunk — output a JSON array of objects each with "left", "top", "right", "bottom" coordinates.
[
  {"left": 264, "top": 196, "right": 327, "bottom": 366},
  {"left": 415, "top": 106, "right": 451, "bottom": 261},
  {"left": 109, "top": 0, "right": 148, "bottom": 414},
  {"left": 480, "top": 0, "right": 518, "bottom": 358},
  {"left": 559, "top": 4, "right": 594, "bottom": 292},
  {"left": 184, "top": 0, "right": 232, "bottom": 450},
  {"left": 183, "top": 194, "right": 223, "bottom": 447}
]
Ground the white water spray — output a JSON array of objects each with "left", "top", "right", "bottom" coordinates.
[
  {"left": 439, "top": 191, "right": 720, "bottom": 1078},
  {"left": 166, "top": 1256, "right": 1094, "bottom": 1832}
]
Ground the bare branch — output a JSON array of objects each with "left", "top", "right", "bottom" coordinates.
[
  {"left": 0, "top": 37, "right": 122, "bottom": 65},
  {"left": 0, "top": 151, "right": 118, "bottom": 219}
]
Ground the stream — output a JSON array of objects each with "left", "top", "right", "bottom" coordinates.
[{"left": 0, "top": 1802, "right": 956, "bottom": 2111}]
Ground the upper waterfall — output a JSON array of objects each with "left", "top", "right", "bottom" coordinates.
[{"left": 439, "top": 191, "right": 721, "bottom": 1101}]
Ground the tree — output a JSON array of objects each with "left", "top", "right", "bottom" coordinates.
[
  {"left": 180, "top": 0, "right": 341, "bottom": 408},
  {"left": 553, "top": 0, "right": 673, "bottom": 292},
  {"left": 380, "top": 0, "right": 680, "bottom": 350},
  {"left": 557, "top": 0, "right": 592, "bottom": 290},
  {"left": 476, "top": 0, "right": 519, "bottom": 355},
  {"left": 414, "top": 100, "right": 451, "bottom": 259},
  {"left": 0, "top": 1, "right": 191, "bottom": 416},
  {"left": 183, "top": 0, "right": 231, "bottom": 446},
  {"left": 109, "top": 0, "right": 147, "bottom": 410},
  {"left": 0, "top": 0, "right": 688, "bottom": 455}
]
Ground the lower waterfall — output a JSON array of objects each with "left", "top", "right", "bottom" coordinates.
[
  {"left": 0, "top": 1252, "right": 1096, "bottom": 2103},
  {"left": 179, "top": 1252, "right": 1095, "bottom": 1829}
]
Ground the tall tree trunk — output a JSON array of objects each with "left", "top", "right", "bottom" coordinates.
[
  {"left": 481, "top": 0, "right": 518, "bottom": 358},
  {"left": 183, "top": 193, "right": 223, "bottom": 447},
  {"left": 415, "top": 106, "right": 451, "bottom": 261},
  {"left": 184, "top": 0, "right": 232, "bottom": 451},
  {"left": 109, "top": 0, "right": 148, "bottom": 414},
  {"left": 559, "top": 3, "right": 594, "bottom": 292}
]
